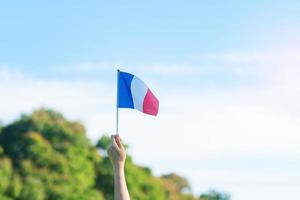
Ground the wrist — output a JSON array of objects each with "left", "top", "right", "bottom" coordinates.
[
  {"left": 113, "top": 162, "right": 125, "bottom": 172},
  {"left": 114, "top": 165, "right": 125, "bottom": 180}
]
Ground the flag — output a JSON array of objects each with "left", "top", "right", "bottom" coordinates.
[{"left": 117, "top": 70, "right": 159, "bottom": 116}]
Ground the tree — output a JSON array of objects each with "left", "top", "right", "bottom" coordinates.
[
  {"left": 199, "top": 190, "right": 231, "bottom": 200},
  {"left": 96, "top": 135, "right": 111, "bottom": 150},
  {"left": 161, "top": 173, "right": 196, "bottom": 200},
  {"left": 161, "top": 173, "right": 191, "bottom": 193},
  {"left": 0, "top": 109, "right": 104, "bottom": 200}
]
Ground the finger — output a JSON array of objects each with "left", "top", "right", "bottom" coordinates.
[
  {"left": 117, "top": 134, "right": 122, "bottom": 142},
  {"left": 116, "top": 134, "right": 121, "bottom": 140},
  {"left": 115, "top": 135, "right": 121, "bottom": 148},
  {"left": 110, "top": 135, "right": 120, "bottom": 151},
  {"left": 115, "top": 135, "right": 124, "bottom": 150},
  {"left": 116, "top": 134, "right": 123, "bottom": 142}
]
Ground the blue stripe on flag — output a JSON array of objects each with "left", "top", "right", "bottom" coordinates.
[{"left": 117, "top": 71, "right": 134, "bottom": 108}]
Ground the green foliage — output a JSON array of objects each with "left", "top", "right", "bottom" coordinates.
[
  {"left": 0, "top": 146, "right": 3, "bottom": 157},
  {"left": 161, "top": 173, "right": 196, "bottom": 200},
  {"left": 96, "top": 135, "right": 111, "bottom": 150},
  {"left": 0, "top": 194, "right": 13, "bottom": 200},
  {"left": 0, "top": 108, "right": 228, "bottom": 200},
  {"left": 20, "top": 177, "right": 45, "bottom": 200},
  {"left": 161, "top": 173, "right": 191, "bottom": 193},
  {"left": 0, "top": 157, "right": 13, "bottom": 194},
  {"left": 199, "top": 190, "right": 231, "bottom": 200},
  {"left": 0, "top": 109, "right": 103, "bottom": 200},
  {"left": 125, "top": 162, "right": 167, "bottom": 200}
]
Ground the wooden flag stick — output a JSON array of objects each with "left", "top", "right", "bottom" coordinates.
[{"left": 116, "top": 69, "right": 120, "bottom": 135}]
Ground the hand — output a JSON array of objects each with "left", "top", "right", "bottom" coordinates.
[
  {"left": 107, "top": 134, "right": 126, "bottom": 169},
  {"left": 108, "top": 135, "right": 130, "bottom": 200}
]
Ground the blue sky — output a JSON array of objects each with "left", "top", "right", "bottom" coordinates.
[
  {"left": 1, "top": 1, "right": 300, "bottom": 199},
  {"left": 1, "top": 1, "right": 299, "bottom": 68}
]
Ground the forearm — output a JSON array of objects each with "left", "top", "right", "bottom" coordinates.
[{"left": 114, "top": 165, "right": 130, "bottom": 200}]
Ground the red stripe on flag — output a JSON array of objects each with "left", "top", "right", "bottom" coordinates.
[{"left": 143, "top": 89, "right": 159, "bottom": 116}]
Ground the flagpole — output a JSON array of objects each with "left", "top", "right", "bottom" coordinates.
[{"left": 116, "top": 69, "right": 120, "bottom": 135}]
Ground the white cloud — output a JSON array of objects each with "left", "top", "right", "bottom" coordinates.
[
  {"left": 0, "top": 65, "right": 28, "bottom": 82},
  {"left": 50, "top": 61, "right": 204, "bottom": 76},
  {"left": 190, "top": 51, "right": 300, "bottom": 65},
  {"left": 0, "top": 66, "right": 115, "bottom": 134},
  {"left": 136, "top": 64, "right": 203, "bottom": 75},
  {"left": 188, "top": 51, "right": 300, "bottom": 86},
  {"left": 53, "top": 61, "right": 117, "bottom": 75}
]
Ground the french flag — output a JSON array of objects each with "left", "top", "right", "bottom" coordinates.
[{"left": 117, "top": 70, "right": 159, "bottom": 116}]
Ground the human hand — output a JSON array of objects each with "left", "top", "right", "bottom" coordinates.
[{"left": 107, "top": 134, "right": 126, "bottom": 169}]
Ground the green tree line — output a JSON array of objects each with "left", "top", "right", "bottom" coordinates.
[{"left": 0, "top": 109, "right": 230, "bottom": 200}]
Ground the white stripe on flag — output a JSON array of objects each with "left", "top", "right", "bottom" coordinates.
[{"left": 131, "top": 76, "right": 148, "bottom": 112}]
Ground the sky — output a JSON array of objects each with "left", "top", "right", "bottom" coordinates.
[{"left": 1, "top": 0, "right": 300, "bottom": 199}]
